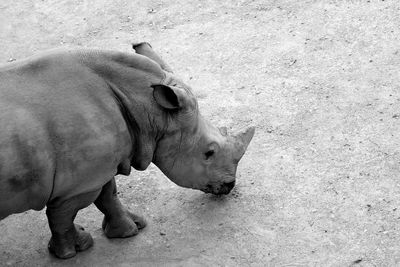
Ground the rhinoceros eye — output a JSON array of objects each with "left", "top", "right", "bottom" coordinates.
[{"left": 204, "top": 150, "right": 215, "bottom": 160}]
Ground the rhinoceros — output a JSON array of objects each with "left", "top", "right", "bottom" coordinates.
[{"left": 0, "top": 43, "right": 255, "bottom": 259}]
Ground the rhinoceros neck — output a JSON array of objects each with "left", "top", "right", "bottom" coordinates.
[{"left": 84, "top": 50, "right": 166, "bottom": 171}]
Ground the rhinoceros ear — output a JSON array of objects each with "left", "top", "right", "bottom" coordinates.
[
  {"left": 152, "top": 84, "right": 186, "bottom": 110},
  {"left": 132, "top": 42, "right": 174, "bottom": 73}
]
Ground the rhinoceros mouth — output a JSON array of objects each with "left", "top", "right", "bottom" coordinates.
[
  {"left": 200, "top": 184, "right": 214, "bottom": 194},
  {"left": 201, "top": 181, "right": 235, "bottom": 195}
]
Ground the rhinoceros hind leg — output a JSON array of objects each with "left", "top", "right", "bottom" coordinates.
[
  {"left": 95, "top": 177, "right": 146, "bottom": 238},
  {"left": 46, "top": 190, "right": 101, "bottom": 259}
]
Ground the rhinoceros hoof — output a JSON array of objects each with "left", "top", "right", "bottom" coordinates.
[
  {"left": 48, "top": 224, "right": 93, "bottom": 259},
  {"left": 102, "top": 212, "right": 147, "bottom": 238}
]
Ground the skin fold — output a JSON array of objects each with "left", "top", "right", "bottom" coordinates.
[{"left": 0, "top": 43, "right": 254, "bottom": 259}]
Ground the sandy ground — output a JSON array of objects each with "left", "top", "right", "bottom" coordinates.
[{"left": 1, "top": 0, "right": 400, "bottom": 266}]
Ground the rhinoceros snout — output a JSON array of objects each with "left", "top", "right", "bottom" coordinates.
[
  {"left": 205, "top": 180, "right": 235, "bottom": 195},
  {"left": 219, "top": 181, "right": 235, "bottom": 195}
]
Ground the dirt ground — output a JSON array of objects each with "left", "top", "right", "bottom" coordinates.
[{"left": 1, "top": 0, "right": 400, "bottom": 266}]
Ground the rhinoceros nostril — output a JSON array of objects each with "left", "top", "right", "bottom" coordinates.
[
  {"left": 224, "top": 181, "right": 235, "bottom": 190},
  {"left": 216, "top": 181, "right": 235, "bottom": 195},
  {"left": 205, "top": 181, "right": 236, "bottom": 195}
]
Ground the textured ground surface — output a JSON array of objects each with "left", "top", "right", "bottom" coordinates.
[{"left": 1, "top": 0, "right": 400, "bottom": 266}]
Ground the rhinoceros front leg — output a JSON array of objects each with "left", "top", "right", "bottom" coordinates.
[
  {"left": 46, "top": 190, "right": 101, "bottom": 259},
  {"left": 94, "top": 177, "right": 146, "bottom": 238}
]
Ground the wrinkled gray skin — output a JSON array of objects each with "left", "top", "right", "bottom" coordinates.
[{"left": 0, "top": 43, "right": 254, "bottom": 259}]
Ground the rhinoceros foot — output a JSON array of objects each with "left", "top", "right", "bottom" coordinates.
[
  {"left": 102, "top": 211, "right": 146, "bottom": 238},
  {"left": 48, "top": 224, "right": 93, "bottom": 259},
  {"left": 94, "top": 178, "right": 146, "bottom": 238}
]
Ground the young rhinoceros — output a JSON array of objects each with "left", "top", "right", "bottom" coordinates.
[{"left": 0, "top": 43, "right": 255, "bottom": 259}]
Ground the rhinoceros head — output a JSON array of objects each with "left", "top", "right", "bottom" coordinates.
[{"left": 133, "top": 43, "right": 255, "bottom": 195}]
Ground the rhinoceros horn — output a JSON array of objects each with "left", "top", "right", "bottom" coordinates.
[{"left": 232, "top": 126, "right": 255, "bottom": 163}]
